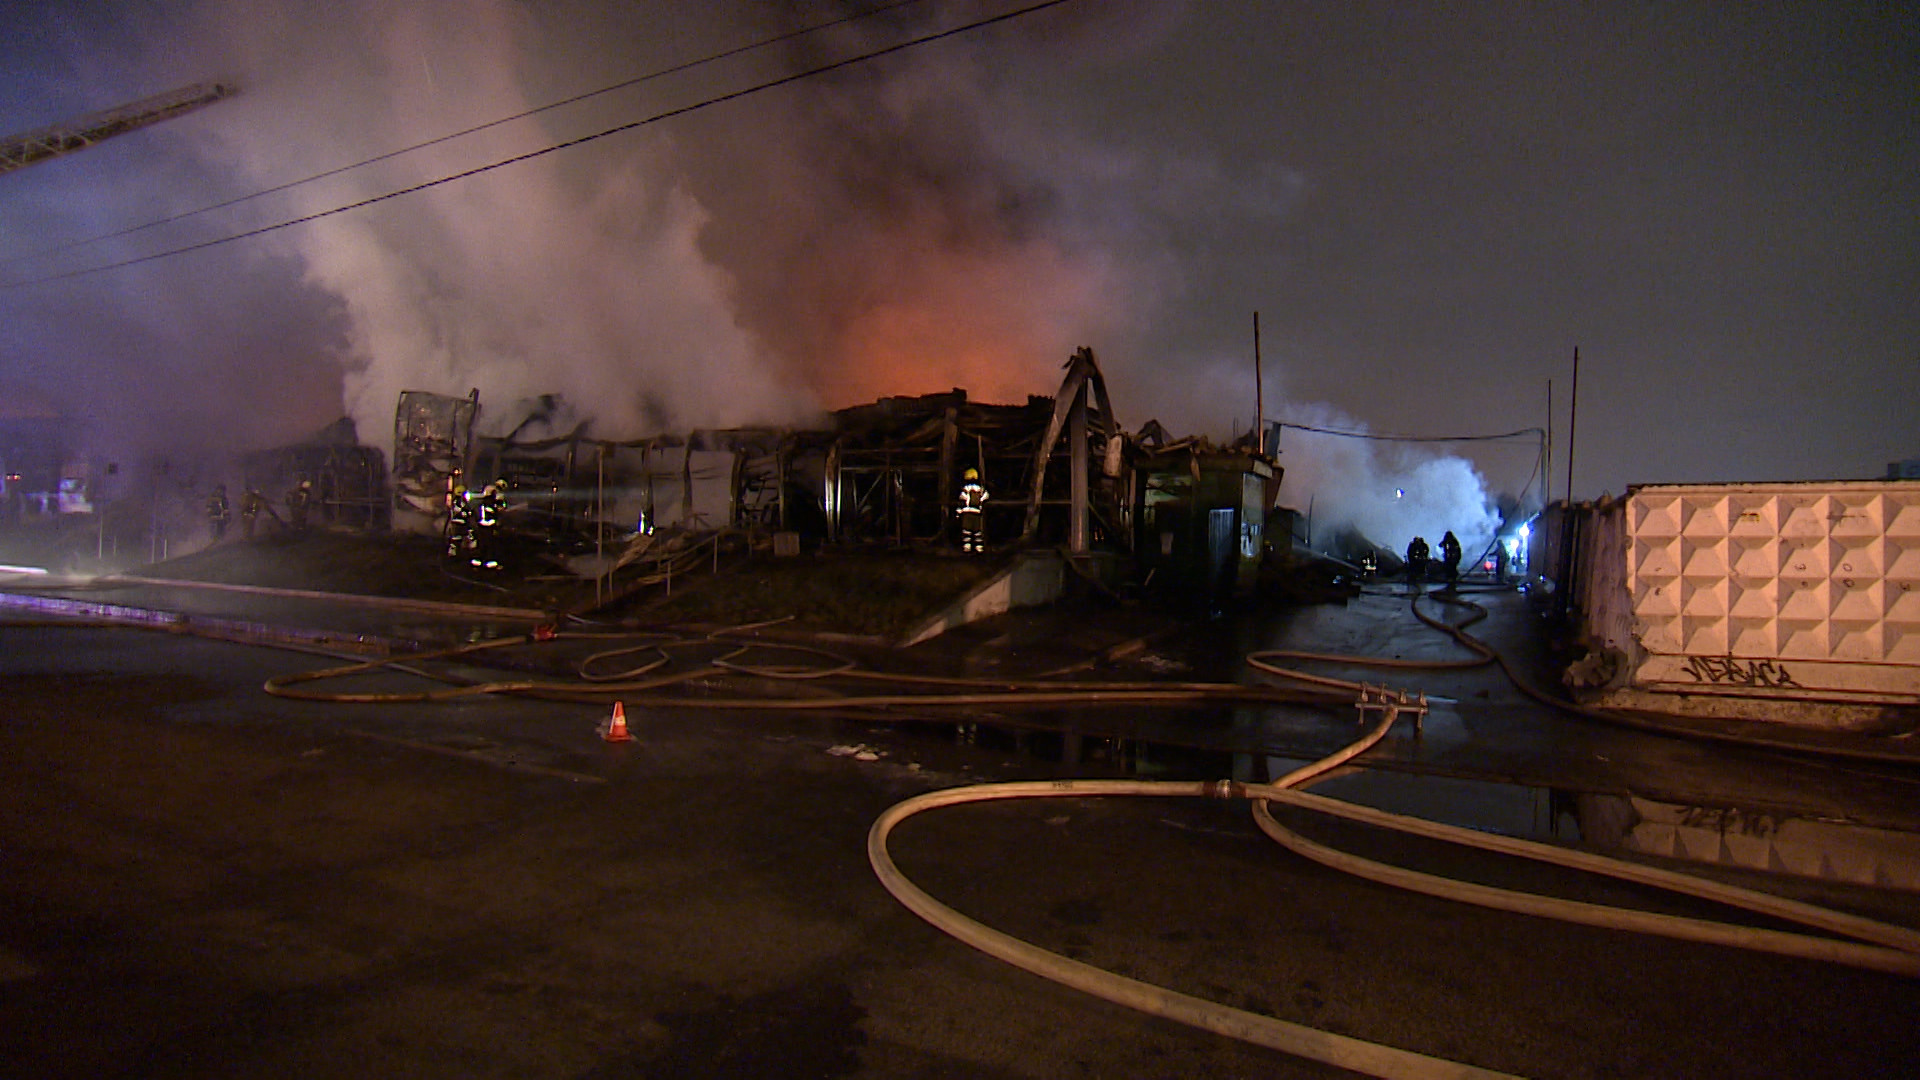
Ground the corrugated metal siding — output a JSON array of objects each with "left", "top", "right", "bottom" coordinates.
[{"left": 1621, "top": 482, "right": 1920, "bottom": 703}]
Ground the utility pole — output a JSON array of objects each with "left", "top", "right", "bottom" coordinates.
[
  {"left": 1253, "top": 312, "right": 1265, "bottom": 453},
  {"left": 1544, "top": 379, "right": 1553, "bottom": 506},
  {"left": 1565, "top": 348, "right": 1580, "bottom": 502},
  {"left": 595, "top": 444, "right": 604, "bottom": 607}
]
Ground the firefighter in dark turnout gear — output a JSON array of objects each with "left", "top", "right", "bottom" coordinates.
[
  {"left": 1405, "top": 536, "right": 1430, "bottom": 585},
  {"left": 240, "top": 488, "right": 269, "bottom": 540},
  {"left": 472, "top": 479, "right": 506, "bottom": 569},
  {"left": 205, "top": 485, "right": 231, "bottom": 541},
  {"left": 446, "top": 484, "right": 474, "bottom": 561},
  {"left": 447, "top": 479, "right": 507, "bottom": 570},
  {"left": 957, "top": 468, "right": 987, "bottom": 554},
  {"left": 286, "top": 479, "right": 313, "bottom": 531},
  {"left": 1439, "top": 530, "right": 1462, "bottom": 584}
]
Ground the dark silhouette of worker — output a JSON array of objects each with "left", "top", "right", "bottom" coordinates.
[
  {"left": 1406, "top": 536, "right": 1430, "bottom": 585},
  {"left": 1440, "top": 531, "right": 1462, "bottom": 585},
  {"left": 205, "top": 484, "right": 231, "bottom": 541},
  {"left": 240, "top": 488, "right": 269, "bottom": 540},
  {"left": 957, "top": 467, "right": 988, "bottom": 554},
  {"left": 1493, "top": 541, "right": 1509, "bottom": 583},
  {"left": 286, "top": 479, "right": 313, "bottom": 532}
]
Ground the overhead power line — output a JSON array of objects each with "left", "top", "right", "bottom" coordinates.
[
  {"left": 3, "top": 0, "right": 1071, "bottom": 289},
  {"left": 1, "top": 0, "right": 930, "bottom": 269},
  {"left": 1278, "top": 422, "right": 1545, "bottom": 445}
]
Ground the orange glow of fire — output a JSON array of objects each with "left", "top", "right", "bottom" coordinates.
[
  {"left": 827, "top": 305, "right": 1044, "bottom": 408},
  {"left": 808, "top": 242, "right": 1106, "bottom": 409}
]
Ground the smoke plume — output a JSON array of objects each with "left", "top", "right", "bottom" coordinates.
[
  {"left": 4, "top": 0, "right": 1322, "bottom": 481},
  {"left": 1274, "top": 402, "right": 1503, "bottom": 563}
]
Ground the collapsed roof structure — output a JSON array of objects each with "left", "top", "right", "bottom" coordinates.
[{"left": 229, "top": 346, "right": 1285, "bottom": 604}]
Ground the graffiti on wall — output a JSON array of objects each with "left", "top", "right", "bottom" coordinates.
[{"left": 1680, "top": 654, "right": 1800, "bottom": 689}]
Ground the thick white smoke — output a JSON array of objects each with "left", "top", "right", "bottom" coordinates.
[
  {"left": 2, "top": 1, "right": 1297, "bottom": 464},
  {"left": 1274, "top": 402, "right": 1502, "bottom": 563},
  {"left": 175, "top": 0, "right": 824, "bottom": 443}
]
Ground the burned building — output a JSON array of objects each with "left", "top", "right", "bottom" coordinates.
[
  {"left": 377, "top": 347, "right": 1282, "bottom": 606},
  {"left": 1133, "top": 427, "right": 1280, "bottom": 600},
  {"left": 240, "top": 418, "right": 389, "bottom": 531},
  {"left": 822, "top": 348, "right": 1131, "bottom": 553},
  {"left": 0, "top": 383, "right": 76, "bottom": 520}
]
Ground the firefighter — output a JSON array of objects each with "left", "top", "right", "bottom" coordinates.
[
  {"left": 1440, "top": 530, "right": 1462, "bottom": 584},
  {"left": 205, "top": 484, "right": 231, "bottom": 541},
  {"left": 470, "top": 478, "right": 507, "bottom": 570},
  {"left": 240, "top": 488, "right": 268, "bottom": 540},
  {"left": 286, "top": 479, "right": 313, "bottom": 531},
  {"left": 957, "top": 467, "right": 988, "bottom": 554},
  {"left": 446, "top": 482, "right": 476, "bottom": 561},
  {"left": 1405, "top": 535, "right": 1430, "bottom": 585}
]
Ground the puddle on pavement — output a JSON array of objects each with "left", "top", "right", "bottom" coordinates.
[
  {"left": 918, "top": 711, "right": 1581, "bottom": 845},
  {"left": 919, "top": 714, "right": 1920, "bottom": 892},
  {"left": 1287, "top": 764, "right": 1580, "bottom": 842}
]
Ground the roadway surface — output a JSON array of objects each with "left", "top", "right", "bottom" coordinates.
[{"left": 3, "top": 582, "right": 1919, "bottom": 1077}]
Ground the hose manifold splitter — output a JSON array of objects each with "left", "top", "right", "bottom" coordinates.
[{"left": 1355, "top": 682, "right": 1428, "bottom": 735}]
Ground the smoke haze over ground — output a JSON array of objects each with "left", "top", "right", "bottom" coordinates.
[{"left": 3, "top": 1, "right": 1913, "bottom": 512}]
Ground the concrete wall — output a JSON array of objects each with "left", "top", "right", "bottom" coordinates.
[
  {"left": 1579, "top": 481, "right": 1920, "bottom": 726},
  {"left": 898, "top": 550, "right": 1066, "bottom": 646}
]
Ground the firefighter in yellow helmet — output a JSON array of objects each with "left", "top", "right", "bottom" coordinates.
[
  {"left": 957, "top": 467, "right": 988, "bottom": 554},
  {"left": 471, "top": 478, "right": 507, "bottom": 570}
]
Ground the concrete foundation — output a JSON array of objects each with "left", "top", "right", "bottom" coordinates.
[{"left": 898, "top": 550, "right": 1067, "bottom": 646}]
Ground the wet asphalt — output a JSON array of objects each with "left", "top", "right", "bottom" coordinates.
[{"left": 3, "top": 575, "right": 1920, "bottom": 1077}]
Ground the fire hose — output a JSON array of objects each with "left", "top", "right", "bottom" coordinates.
[
  {"left": 865, "top": 595, "right": 1920, "bottom": 1079},
  {"left": 14, "top": 593, "right": 1920, "bottom": 1076}
]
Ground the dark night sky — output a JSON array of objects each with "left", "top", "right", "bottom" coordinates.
[
  {"left": 2, "top": 1, "right": 1915, "bottom": 537},
  {"left": 1046, "top": 1, "right": 1919, "bottom": 498}
]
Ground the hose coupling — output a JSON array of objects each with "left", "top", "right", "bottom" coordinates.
[{"left": 1204, "top": 779, "right": 1241, "bottom": 800}]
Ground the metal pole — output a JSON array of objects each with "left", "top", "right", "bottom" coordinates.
[
  {"left": 1544, "top": 378, "right": 1553, "bottom": 506},
  {"left": 1253, "top": 311, "right": 1264, "bottom": 453},
  {"left": 595, "top": 444, "right": 604, "bottom": 607},
  {"left": 1069, "top": 381, "right": 1089, "bottom": 554},
  {"left": 1564, "top": 348, "right": 1580, "bottom": 502}
]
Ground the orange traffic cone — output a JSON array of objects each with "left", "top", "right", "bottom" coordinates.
[{"left": 603, "top": 701, "right": 632, "bottom": 743}]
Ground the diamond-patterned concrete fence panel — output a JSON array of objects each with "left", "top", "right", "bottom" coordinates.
[{"left": 1604, "top": 483, "right": 1920, "bottom": 705}]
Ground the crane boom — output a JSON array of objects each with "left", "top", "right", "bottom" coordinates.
[{"left": 0, "top": 82, "right": 236, "bottom": 175}]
